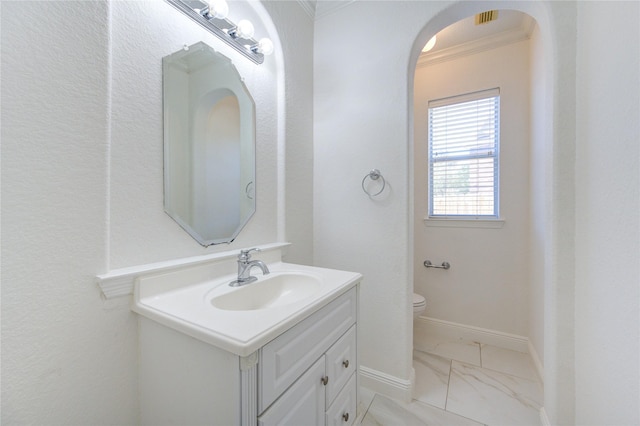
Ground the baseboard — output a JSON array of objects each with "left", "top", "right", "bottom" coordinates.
[
  {"left": 527, "top": 339, "right": 545, "bottom": 385},
  {"left": 415, "top": 316, "right": 529, "bottom": 353},
  {"left": 359, "top": 366, "right": 413, "bottom": 403}
]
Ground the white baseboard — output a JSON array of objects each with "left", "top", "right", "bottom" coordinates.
[
  {"left": 414, "top": 316, "right": 529, "bottom": 353},
  {"left": 359, "top": 366, "right": 413, "bottom": 403},
  {"left": 527, "top": 339, "right": 545, "bottom": 385}
]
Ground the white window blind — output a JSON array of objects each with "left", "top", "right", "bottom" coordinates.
[{"left": 428, "top": 88, "right": 500, "bottom": 218}]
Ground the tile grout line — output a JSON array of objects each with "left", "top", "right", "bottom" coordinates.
[
  {"left": 444, "top": 358, "right": 453, "bottom": 411},
  {"left": 359, "top": 392, "right": 376, "bottom": 424},
  {"left": 412, "top": 338, "right": 540, "bottom": 425}
]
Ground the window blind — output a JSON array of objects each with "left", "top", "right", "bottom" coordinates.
[{"left": 428, "top": 88, "right": 500, "bottom": 218}]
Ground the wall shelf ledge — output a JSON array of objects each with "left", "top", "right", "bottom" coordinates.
[{"left": 95, "top": 242, "right": 290, "bottom": 299}]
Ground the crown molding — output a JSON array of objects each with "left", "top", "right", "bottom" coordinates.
[
  {"left": 417, "top": 19, "right": 535, "bottom": 68},
  {"left": 294, "top": 1, "right": 358, "bottom": 21},
  {"left": 314, "top": 0, "right": 356, "bottom": 20},
  {"left": 296, "top": 0, "right": 316, "bottom": 19}
]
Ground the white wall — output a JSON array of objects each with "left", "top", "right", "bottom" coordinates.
[
  {"left": 541, "top": 3, "right": 578, "bottom": 422},
  {"left": 263, "top": 1, "right": 316, "bottom": 265},
  {"left": 1, "top": 0, "right": 314, "bottom": 423},
  {"left": 313, "top": 1, "right": 638, "bottom": 424},
  {"left": 313, "top": 0, "right": 552, "bottom": 401},
  {"left": 314, "top": 1, "right": 448, "bottom": 396},
  {"left": 574, "top": 1, "right": 640, "bottom": 423},
  {"left": 528, "top": 22, "right": 548, "bottom": 371},
  {"left": 1, "top": 3, "right": 130, "bottom": 423},
  {"left": 413, "top": 39, "right": 531, "bottom": 336}
]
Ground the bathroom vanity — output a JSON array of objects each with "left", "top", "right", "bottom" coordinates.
[{"left": 132, "top": 246, "right": 361, "bottom": 425}]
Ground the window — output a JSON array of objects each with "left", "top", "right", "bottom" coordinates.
[{"left": 428, "top": 88, "right": 500, "bottom": 219}]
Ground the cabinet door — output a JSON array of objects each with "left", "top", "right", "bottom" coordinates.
[
  {"left": 260, "top": 288, "right": 357, "bottom": 412},
  {"left": 258, "top": 357, "right": 325, "bottom": 426}
]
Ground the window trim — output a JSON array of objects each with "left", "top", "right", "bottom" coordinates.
[
  {"left": 427, "top": 88, "right": 501, "bottom": 220},
  {"left": 423, "top": 216, "right": 505, "bottom": 229}
]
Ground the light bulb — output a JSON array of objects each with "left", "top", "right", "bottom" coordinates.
[
  {"left": 206, "top": 0, "right": 228, "bottom": 19},
  {"left": 256, "top": 38, "right": 274, "bottom": 55},
  {"left": 422, "top": 35, "right": 437, "bottom": 53},
  {"left": 235, "top": 19, "right": 255, "bottom": 39}
]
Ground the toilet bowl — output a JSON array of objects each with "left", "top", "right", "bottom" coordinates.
[{"left": 413, "top": 293, "right": 426, "bottom": 319}]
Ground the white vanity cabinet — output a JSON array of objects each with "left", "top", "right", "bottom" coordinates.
[
  {"left": 257, "top": 326, "right": 357, "bottom": 426},
  {"left": 138, "top": 285, "right": 359, "bottom": 426},
  {"left": 258, "top": 290, "right": 357, "bottom": 425}
]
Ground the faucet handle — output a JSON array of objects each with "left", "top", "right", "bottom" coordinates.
[{"left": 239, "top": 247, "right": 261, "bottom": 261}]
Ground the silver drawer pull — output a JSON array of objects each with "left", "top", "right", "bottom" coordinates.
[
  {"left": 342, "top": 412, "right": 349, "bottom": 422},
  {"left": 342, "top": 359, "right": 349, "bottom": 368},
  {"left": 321, "top": 376, "right": 329, "bottom": 386}
]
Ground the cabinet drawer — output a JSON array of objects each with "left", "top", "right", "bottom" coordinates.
[
  {"left": 326, "top": 373, "right": 357, "bottom": 426},
  {"left": 325, "top": 325, "right": 356, "bottom": 406},
  {"left": 259, "top": 287, "right": 357, "bottom": 413}
]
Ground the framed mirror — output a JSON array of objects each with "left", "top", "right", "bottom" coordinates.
[{"left": 163, "top": 42, "right": 256, "bottom": 246}]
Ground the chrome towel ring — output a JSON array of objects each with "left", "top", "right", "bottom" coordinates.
[{"left": 362, "top": 169, "right": 386, "bottom": 197}]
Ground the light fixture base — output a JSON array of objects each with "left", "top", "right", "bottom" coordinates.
[{"left": 166, "top": 0, "right": 265, "bottom": 64}]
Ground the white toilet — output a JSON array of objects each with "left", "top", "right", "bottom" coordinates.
[{"left": 413, "top": 293, "right": 426, "bottom": 319}]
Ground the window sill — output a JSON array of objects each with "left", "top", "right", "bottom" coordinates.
[{"left": 423, "top": 217, "right": 505, "bottom": 229}]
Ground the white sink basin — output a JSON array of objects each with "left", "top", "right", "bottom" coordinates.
[
  {"left": 133, "top": 260, "right": 361, "bottom": 356},
  {"left": 210, "top": 273, "right": 322, "bottom": 311}
]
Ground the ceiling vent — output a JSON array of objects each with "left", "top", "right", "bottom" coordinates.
[{"left": 475, "top": 10, "right": 499, "bottom": 25}]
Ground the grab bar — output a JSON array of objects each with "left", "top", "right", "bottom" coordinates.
[{"left": 423, "top": 260, "right": 450, "bottom": 270}]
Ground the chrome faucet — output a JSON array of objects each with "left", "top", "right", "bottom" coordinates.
[{"left": 229, "top": 248, "right": 270, "bottom": 287}]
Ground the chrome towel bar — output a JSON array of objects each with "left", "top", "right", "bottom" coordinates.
[{"left": 424, "top": 260, "right": 450, "bottom": 270}]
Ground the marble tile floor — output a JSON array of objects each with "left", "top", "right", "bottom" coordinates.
[{"left": 360, "top": 339, "right": 543, "bottom": 425}]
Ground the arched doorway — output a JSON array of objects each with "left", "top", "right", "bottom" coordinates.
[{"left": 406, "top": 2, "right": 574, "bottom": 424}]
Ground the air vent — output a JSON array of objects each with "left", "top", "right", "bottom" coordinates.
[{"left": 475, "top": 10, "right": 498, "bottom": 25}]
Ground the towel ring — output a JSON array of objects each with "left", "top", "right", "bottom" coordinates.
[{"left": 362, "top": 169, "right": 386, "bottom": 197}]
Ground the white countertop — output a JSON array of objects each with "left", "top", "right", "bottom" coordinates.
[{"left": 133, "top": 262, "right": 361, "bottom": 356}]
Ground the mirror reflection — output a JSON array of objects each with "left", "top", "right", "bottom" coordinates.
[{"left": 163, "top": 42, "right": 256, "bottom": 246}]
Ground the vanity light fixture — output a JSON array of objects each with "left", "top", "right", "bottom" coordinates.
[{"left": 165, "top": 0, "right": 274, "bottom": 64}]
